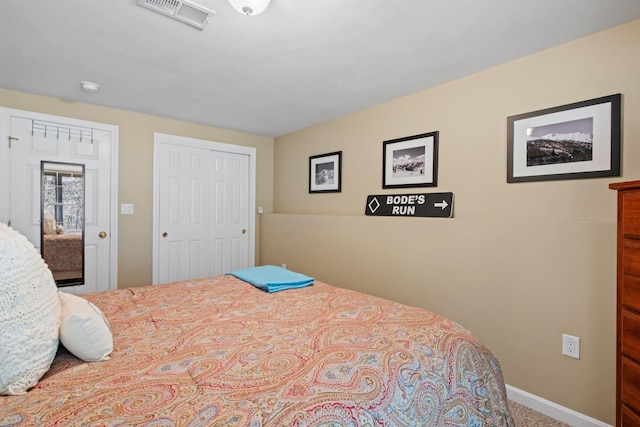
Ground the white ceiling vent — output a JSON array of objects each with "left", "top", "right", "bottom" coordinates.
[{"left": 137, "top": 0, "right": 215, "bottom": 30}]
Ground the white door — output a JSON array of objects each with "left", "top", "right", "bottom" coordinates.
[
  {"left": 210, "top": 149, "right": 250, "bottom": 275},
  {"left": 153, "top": 134, "right": 255, "bottom": 285},
  {"left": 0, "top": 109, "right": 118, "bottom": 294}
]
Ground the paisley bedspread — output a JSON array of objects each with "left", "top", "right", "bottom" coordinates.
[{"left": 0, "top": 276, "right": 514, "bottom": 426}]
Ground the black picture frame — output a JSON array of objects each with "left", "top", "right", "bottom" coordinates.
[
  {"left": 507, "top": 94, "right": 621, "bottom": 183},
  {"left": 309, "top": 151, "right": 342, "bottom": 193},
  {"left": 382, "top": 131, "right": 438, "bottom": 189}
]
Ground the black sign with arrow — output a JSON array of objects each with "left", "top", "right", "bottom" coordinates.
[{"left": 365, "top": 192, "right": 454, "bottom": 218}]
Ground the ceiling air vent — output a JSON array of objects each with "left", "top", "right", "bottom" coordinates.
[{"left": 137, "top": 0, "right": 215, "bottom": 30}]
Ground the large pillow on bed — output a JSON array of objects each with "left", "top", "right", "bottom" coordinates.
[
  {"left": 59, "top": 291, "right": 113, "bottom": 362},
  {"left": 0, "top": 223, "right": 60, "bottom": 395}
]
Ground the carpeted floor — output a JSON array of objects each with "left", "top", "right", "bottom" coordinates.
[{"left": 509, "top": 400, "right": 572, "bottom": 426}]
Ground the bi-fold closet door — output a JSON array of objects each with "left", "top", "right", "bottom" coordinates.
[{"left": 153, "top": 133, "right": 255, "bottom": 285}]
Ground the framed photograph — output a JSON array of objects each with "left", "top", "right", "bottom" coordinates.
[
  {"left": 309, "top": 151, "right": 342, "bottom": 193},
  {"left": 507, "top": 94, "right": 621, "bottom": 183},
  {"left": 383, "top": 131, "right": 438, "bottom": 189}
]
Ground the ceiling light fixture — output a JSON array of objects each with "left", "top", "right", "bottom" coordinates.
[
  {"left": 80, "top": 81, "right": 100, "bottom": 93},
  {"left": 228, "top": 0, "right": 271, "bottom": 16}
]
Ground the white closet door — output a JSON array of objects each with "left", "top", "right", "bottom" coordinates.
[
  {"left": 154, "top": 136, "right": 253, "bottom": 285},
  {"left": 157, "top": 143, "right": 213, "bottom": 283},
  {"left": 210, "top": 149, "right": 249, "bottom": 276}
]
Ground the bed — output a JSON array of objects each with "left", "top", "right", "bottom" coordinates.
[
  {"left": 42, "top": 233, "right": 83, "bottom": 283},
  {"left": 1, "top": 271, "right": 514, "bottom": 426},
  {"left": 42, "top": 233, "right": 83, "bottom": 271}
]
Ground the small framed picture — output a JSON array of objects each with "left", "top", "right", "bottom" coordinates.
[
  {"left": 309, "top": 151, "right": 342, "bottom": 193},
  {"left": 383, "top": 131, "right": 438, "bottom": 189},
  {"left": 507, "top": 94, "right": 621, "bottom": 183}
]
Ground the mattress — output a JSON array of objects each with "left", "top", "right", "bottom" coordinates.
[{"left": 0, "top": 275, "right": 514, "bottom": 426}]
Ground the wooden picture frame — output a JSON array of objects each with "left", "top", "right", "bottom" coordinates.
[
  {"left": 383, "top": 132, "right": 438, "bottom": 189},
  {"left": 309, "top": 151, "right": 342, "bottom": 193},
  {"left": 507, "top": 94, "right": 621, "bottom": 183}
]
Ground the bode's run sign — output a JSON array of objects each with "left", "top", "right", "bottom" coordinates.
[{"left": 365, "top": 192, "right": 454, "bottom": 218}]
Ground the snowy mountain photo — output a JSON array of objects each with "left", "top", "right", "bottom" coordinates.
[{"left": 526, "top": 118, "right": 593, "bottom": 166}]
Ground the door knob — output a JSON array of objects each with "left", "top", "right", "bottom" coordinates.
[
  {"left": 242, "top": 229, "right": 247, "bottom": 234},
  {"left": 162, "top": 232, "right": 168, "bottom": 238},
  {"left": 98, "top": 231, "right": 107, "bottom": 238}
]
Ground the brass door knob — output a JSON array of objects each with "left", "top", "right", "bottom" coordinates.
[
  {"left": 242, "top": 229, "right": 247, "bottom": 234},
  {"left": 98, "top": 231, "right": 107, "bottom": 238},
  {"left": 162, "top": 232, "right": 168, "bottom": 238}
]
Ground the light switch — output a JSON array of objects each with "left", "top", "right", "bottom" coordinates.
[{"left": 121, "top": 203, "right": 134, "bottom": 215}]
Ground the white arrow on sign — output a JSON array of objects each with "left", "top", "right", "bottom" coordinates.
[{"left": 434, "top": 200, "right": 448, "bottom": 210}]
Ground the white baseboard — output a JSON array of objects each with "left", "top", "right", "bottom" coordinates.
[{"left": 506, "top": 385, "right": 612, "bottom": 427}]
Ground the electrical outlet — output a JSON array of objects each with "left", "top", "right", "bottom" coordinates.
[
  {"left": 282, "top": 263, "right": 286, "bottom": 269},
  {"left": 562, "top": 334, "right": 580, "bottom": 359}
]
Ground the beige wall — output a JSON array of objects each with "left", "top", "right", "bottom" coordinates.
[
  {"left": 0, "top": 88, "right": 275, "bottom": 288},
  {"left": 263, "top": 20, "right": 640, "bottom": 423}
]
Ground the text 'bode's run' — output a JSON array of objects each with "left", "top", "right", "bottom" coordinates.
[{"left": 365, "top": 193, "right": 454, "bottom": 218}]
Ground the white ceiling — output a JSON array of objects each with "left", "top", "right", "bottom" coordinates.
[{"left": 1, "top": 0, "right": 639, "bottom": 137}]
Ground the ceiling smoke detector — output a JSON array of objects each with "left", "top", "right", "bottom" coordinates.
[
  {"left": 137, "top": 0, "right": 215, "bottom": 30},
  {"left": 80, "top": 81, "right": 100, "bottom": 93}
]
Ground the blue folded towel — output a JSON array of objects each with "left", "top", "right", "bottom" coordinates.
[{"left": 227, "top": 265, "right": 314, "bottom": 293}]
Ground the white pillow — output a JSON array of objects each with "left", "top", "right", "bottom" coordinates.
[
  {"left": 43, "top": 211, "right": 57, "bottom": 235},
  {"left": 0, "top": 223, "right": 60, "bottom": 395},
  {"left": 59, "top": 291, "right": 113, "bottom": 362}
]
